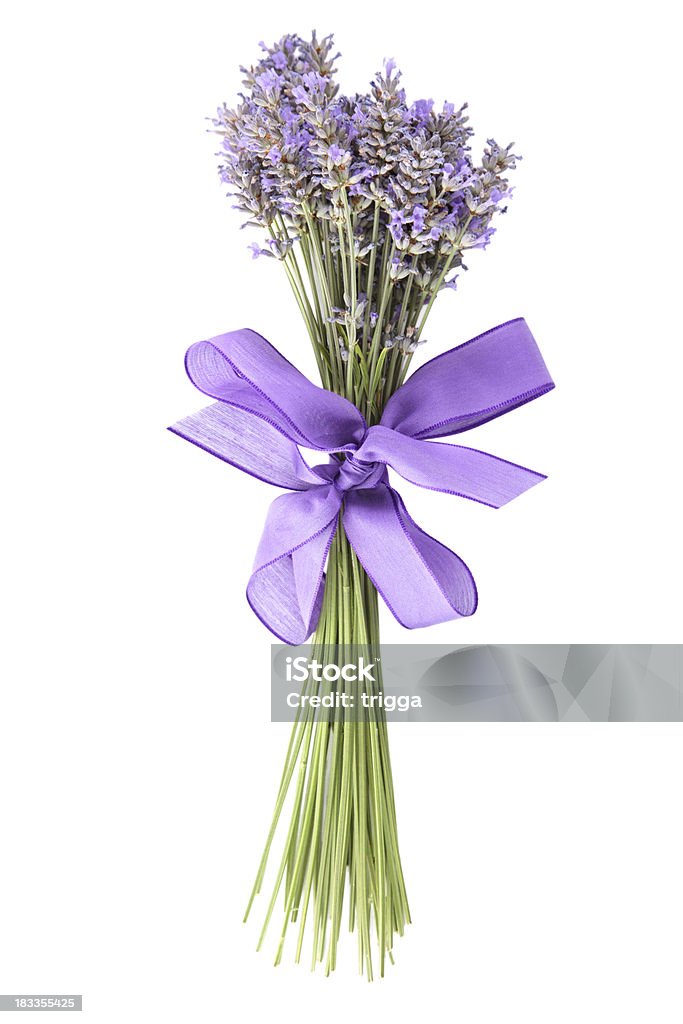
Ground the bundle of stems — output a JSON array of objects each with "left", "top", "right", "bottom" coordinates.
[
  {"left": 267, "top": 194, "right": 470, "bottom": 415},
  {"left": 244, "top": 529, "right": 408, "bottom": 978},
  {"left": 242, "top": 197, "right": 470, "bottom": 977}
]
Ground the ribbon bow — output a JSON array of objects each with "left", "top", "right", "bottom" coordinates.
[{"left": 169, "top": 318, "right": 554, "bottom": 643}]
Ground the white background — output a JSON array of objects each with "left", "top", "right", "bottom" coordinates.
[{"left": 1, "top": 1, "right": 681, "bottom": 1021}]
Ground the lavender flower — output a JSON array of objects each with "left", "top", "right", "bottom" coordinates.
[{"left": 211, "top": 32, "right": 520, "bottom": 404}]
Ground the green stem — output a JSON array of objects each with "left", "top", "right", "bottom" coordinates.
[{"left": 245, "top": 204, "right": 411, "bottom": 978}]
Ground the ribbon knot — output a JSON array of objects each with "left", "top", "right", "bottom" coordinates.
[
  {"left": 329, "top": 452, "right": 388, "bottom": 492},
  {"left": 169, "top": 318, "right": 554, "bottom": 644}
]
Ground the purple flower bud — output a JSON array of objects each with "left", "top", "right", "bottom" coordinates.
[
  {"left": 328, "top": 144, "right": 347, "bottom": 165},
  {"left": 412, "top": 205, "right": 427, "bottom": 232},
  {"left": 389, "top": 210, "right": 405, "bottom": 244},
  {"left": 256, "top": 69, "right": 281, "bottom": 92},
  {"left": 411, "top": 99, "right": 433, "bottom": 120},
  {"left": 302, "top": 71, "right": 329, "bottom": 93}
]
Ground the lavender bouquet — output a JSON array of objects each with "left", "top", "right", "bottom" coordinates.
[{"left": 170, "top": 31, "right": 553, "bottom": 978}]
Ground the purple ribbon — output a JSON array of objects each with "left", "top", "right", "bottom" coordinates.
[{"left": 169, "top": 318, "right": 554, "bottom": 643}]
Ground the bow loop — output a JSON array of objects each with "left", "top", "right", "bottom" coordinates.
[
  {"left": 186, "top": 328, "right": 367, "bottom": 450},
  {"left": 343, "top": 486, "right": 478, "bottom": 627},
  {"left": 247, "top": 485, "right": 342, "bottom": 644},
  {"left": 380, "top": 318, "right": 553, "bottom": 439}
]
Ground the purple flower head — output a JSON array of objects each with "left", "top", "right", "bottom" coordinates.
[
  {"left": 328, "top": 144, "right": 349, "bottom": 166},
  {"left": 304, "top": 71, "right": 328, "bottom": 90},
  {"left": 346, "top": 121, "right": 359, "bottom": 144},
  {"left": 256, "top": 69, "right": 282, "bottom": 93},
  {"left": 352, "top": 103, "right": 369, "bottom": 128},
  {"left": 411, "top": 99, "right": 433, "bottom": 121},
  {"left": 490, "top": 186, "right": 511, "bottom": 206},
  {"left": 297, "top": 71, "right": 331, "bottom": 105},
  {"left": 469, "top": 225, "right": 496, "bottom": 250},
  {"left": 412, "top": 205, "right": 427, "bottom": 233}
]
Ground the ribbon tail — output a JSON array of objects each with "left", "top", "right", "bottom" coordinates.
[
  {"left": 247, "top": 485, "right": 342, "bottom": 644},
  {"left": 356, "top": 425, "right": 546, "bottom": 507},
  {"left": 343, "top": 486, "right": 478, "bottom": 629},
  {"left": 168, "top": 401, "right": 322, "bottom": 490}
]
